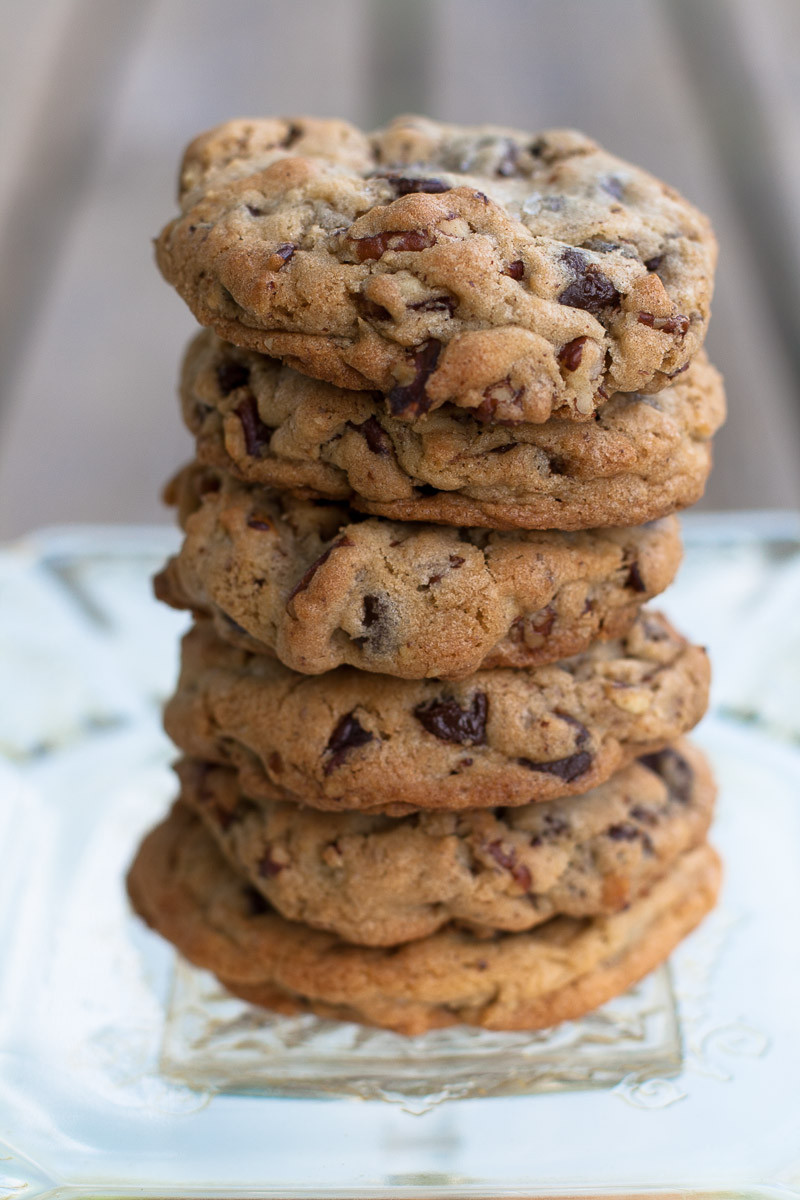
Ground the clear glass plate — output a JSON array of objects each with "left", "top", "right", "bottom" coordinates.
[{"left": 1, "top": 517, "right": 798, "bottom": 1199}]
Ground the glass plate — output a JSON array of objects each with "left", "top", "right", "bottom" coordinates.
[{"left": 1, "top": 517, "right": 799, "bottom": 1199}]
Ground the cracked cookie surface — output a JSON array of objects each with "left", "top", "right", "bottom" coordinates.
[
  {"left": 179, "top": 741, "right": 714, "bottom": 946},
  {"left": 156, "top": 464, "right": 682, "bottom": 679},
  {"left": 164, "top": 613, "right": 710, "bottom": 812},
  {"left": 157, "top": 116, "right": 716, "bottom": 422},
  {"left": 182, "top": 331, "right": 724, "bottom": 529},
  {"left": 126, "top": 801, "right": 720, "bottom": 1034}
]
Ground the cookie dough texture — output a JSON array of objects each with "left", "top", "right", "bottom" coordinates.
[
  {"left": 179, "top": 741, "right": 714, "bottom": 946},
  {"left": 126, "top": 802, "right": 721, "bottom": 1034},
  {"left": 156, "top": 465, "right": 682, "bottom": 679},
  {"left": 182, "top": 331, "right": 724, "bottom": 530},
  {"left": 157, "top": 116, "right": 717, "bottom": 422},
  {"left": 164, "top": 613, "right": 710, "bottom": 812}
]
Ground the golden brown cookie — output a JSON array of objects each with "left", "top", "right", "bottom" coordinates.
[
  {"left": 179, "top": 741, "right": 714, "bottom": 946},
  {"left": 181, "top": 331, "right": 724, "bottom": 530},
  {"left": 164, "top": 613, "right": 710, "bottom": 813},
  {"left": 156, "top": 464, "right": 682, "bottom": 679},
  {"left": 126, "top": 801, "right": 721, "bottom": 1034},
  {"left": 157, "top": 116, "right": 716, "bottom": 421}
]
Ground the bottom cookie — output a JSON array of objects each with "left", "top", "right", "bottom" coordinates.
[{"left": 127, "top": 803, "right": 720, "bottom": 1035}]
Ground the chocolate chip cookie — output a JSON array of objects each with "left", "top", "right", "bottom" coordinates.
[
  {"left": 156, "top": 464, "right": 682, "bottom": 678},
  {"left": 164, "top": 614, "right": 710, "bottom": 813},
  {"left": 179, "top": 741, "right": 714, "bottom": 946},
  {"left": 181, "top": 331, "right": 724, "bottom": 530},
  {"left": 157, "top": 116, "right": 716, "bottom": 422},
  {"left": 126, "top": 801, "right": 721, "bottom": 1034}
]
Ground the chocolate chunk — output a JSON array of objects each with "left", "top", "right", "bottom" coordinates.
[
  {"left": 235, "top": 395, "right": 272, "bottom": 456},
  {"left": 408, "top": 295, "right": 457, "bottom": 315},
  {"left": 637, "top": 311, "right": 690, "bottom": 335},
  {"left": 378, "top": 174, "right": 451, "bottom": 196},
  {"left": 626, "top": 561, "right": 646, "bottom": 592},
  {"left": 282, "top": 122, "right": 302, "bottom": 149},
  {"left": 630, "top": 804, "right": 659, "bottom": 827},
  {"left": 353, "top": 229, "right": 435, "bottom": 262},
  {"left": 414, "top": 692, "right": 488, "bottom": 746},
  {"left": 266, "top": 243, "right": 296, "bottom": 270},
  {"left": 558, "top": 336, "right": 589, "bottom": 372},
  {"left": 503, "top": 259, "right": 525, "bottom": 280},
  {"left": 246, "top": 515, "right": 275, "bottom": 532},
  {"left": 638, "top": 747, "right": 693, "bottom": 804},
  {"left": 449, "top": 554, "right": 465, "bottom": 569},
  {"left": 487, "top": 841, "right": 532, "bottom": 889},
  {"left": 216, "top": 361, "right": 250, "bottom": 395},
  {"left": 286, "top": 535, "right": 353, "bottom": 604},
  {"left": 388, "top": 340, "right": 441, "bottom": 417},
  {"left": 496, "top": 139, "right": 521, "bottom": 177},
  {"left": 644, "top": 255, "right": 664, "bottom": 273},
  {"left": 355, "top": 415, "right": 391, "bottom": 456},
  {"left": 558, "top": 250, "right": 621, "bottom": 314},
  {"left": 362, "top": 593, "right": 386, "bottom": 628},
  {"left": 257, "top": 847, "right": 286, "bottom": 877},
  {"left": 607, "top": 822, "right": 640, "bottom": 841},
  {"left": 243, "top": 885, "right": 270, "bottom": 916},
  {"left": 518, "top": 751, "right": 592, "bottom": 782},
  {"left": 324, "top": 712, "right": 374, "bottom": 773}
]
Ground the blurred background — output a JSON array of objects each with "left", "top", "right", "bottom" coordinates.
[{"left": 1, "top": 0, "right": 799, "bottom": 539}]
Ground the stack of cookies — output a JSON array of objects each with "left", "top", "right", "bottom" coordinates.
[{"left": 128, "top": 116, "right": 725, "bottom": 1035}]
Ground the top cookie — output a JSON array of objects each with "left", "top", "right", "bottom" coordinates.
[{"left": 156, "top": 116, "right": 716, "bottom": 422}]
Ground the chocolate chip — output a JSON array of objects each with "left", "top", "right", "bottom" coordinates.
[
  {"left": 638, "top": 747, "right": 693, "bottom": 804},
  {"left": 378, "top": 174, "right": 451, "bottom": 195},
  {"left": 243, "top": 886, "right": 270, "bottom": 916},
  {"left": 548, "top": 454, "right": 569, "bottom": 476},
  {"left": 353, "top": 228, "right": 435, "bottom": 262},
  {"left": 387, "top": 340, "right": 441, "bottom": 417},
  {"left": 257, "top": 847, "right": 286, "bottom": 877},
  {"left": 558, "top": 336, "right": 588, "bottom": 372},
  {"left": 324, "top": 712, "right": 374, "bottom": 773},
  {"left": 558, "top": 250, "right": 620, "bottom": 314},
  {"left": 408, "top": 295, "right": 457, "bottom": 315},
  {"left": 626, "top": 560, "right": 646, "bottom": 592},
  {"left": 362, "top": 593, "right": 386, "bottom": 628},
  {"left": 607, "top": 822, "right": 640, "bottom": 841},
  {"left": 282, "top": 122, "right": 302, "bottom": 149},
  {"left": 266, "top": 243, "right": 296, "bottom": 270},
  {"left": 503, "top": 260, "right": 525, "bottom": 280},
  {"left": 644, "top": 255, "right": 664, "bottom": 273},
  {"left": 414, "top": 692, "right": 488, "bottom": 746},
  {"left": 216, "top": 361, "right": 250, "bottom": 395},
  {"left": 236, "top": 395, "right": 272, "bottom": 455},
  {"left": 354, "top": 415, "right": 391, "bottom": 456},
  {"left": 449, "top": 554, "right": 465, "bottom": 568},
  {"left": 247, "top": 515, "right": 275, "bottom": 531},
  {"left": 487, "top": 841, "right": 532, "bottom": 889},
  {"left": 518, "top": 751, "right": 592, "bottom": 782},
  {"left": 286, "top": 535, "right": 353, "bottom": 605},
  {"left": 637, "top": 311, "right": 690, "bottom": 335},
  {"left": 496, "top": 139, "right": 521, "bottom": 177},
  {"left": 630, "top": 804, "right": 659, "bottom": 827}
]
